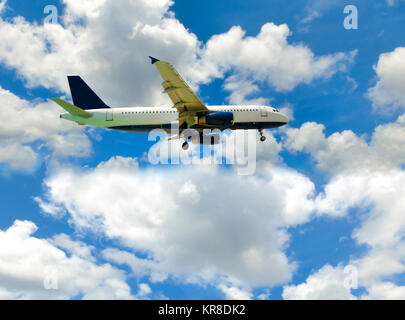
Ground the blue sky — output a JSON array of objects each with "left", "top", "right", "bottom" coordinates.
[{"left": 0, "top": 0, "right": 405, "bottom": 300}]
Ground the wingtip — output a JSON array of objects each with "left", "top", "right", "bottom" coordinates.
[{"left": 149, "top": 56, "right": 159, "bottom": 64}]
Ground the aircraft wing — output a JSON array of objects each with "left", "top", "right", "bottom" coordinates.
[{"left": 149, "top": 56, "right": 208, "bottom": 114}]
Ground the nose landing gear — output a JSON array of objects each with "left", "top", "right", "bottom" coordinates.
[{"left": 259, "top": 128, "right": 266, "bottom": 142}]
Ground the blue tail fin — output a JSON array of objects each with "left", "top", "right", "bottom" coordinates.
[{"left": 67, "top": 76, "right": 110, "bottom": 110}]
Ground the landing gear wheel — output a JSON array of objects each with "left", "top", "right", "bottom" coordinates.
[
  {"left": 182, "top": 141, "right": 189, "bottom": 150},
  {"left": 258, "top": 128, "right": 266, "bottom": 142}
]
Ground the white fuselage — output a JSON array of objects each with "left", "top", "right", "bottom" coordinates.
[{"left": 60, "top": 105, "right": 289, "bottom": 132}]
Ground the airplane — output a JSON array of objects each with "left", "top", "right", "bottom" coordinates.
[{"left": 52, "top": 56, "right": 289, "bottom": 150}]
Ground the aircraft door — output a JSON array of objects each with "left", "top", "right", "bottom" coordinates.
[
  {"left": 260, "top": 108, "right": 267, "bottom": 117},
  {"left": 106, "top": 109, "right": 113, "bottom": 121}
]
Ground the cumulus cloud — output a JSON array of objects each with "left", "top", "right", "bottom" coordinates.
[
  {"left": 0, "top": 0, "right": 194, "bottom": 106},
  {"left": 367, "top": 47, "right": 405, "bottom": 111},
  {"left": 51, "top": 233, "right": 95, "bottom": 261},
  {"left": 35, "top": 110, "right": 405, "bottom": 298},
  {"left": 283, "top": 264, "right": 356, "bottom": 300},
  {"left": 0, "top": 143, "right": 38, "bottom": 172},
  {"left": 363, "top": 282, "right": 405, "bottom": 299},
  {"left": 37, "top": 157, "right": 320, "bottom": 291},
  {"left": 217, "top": 284, "right": 253, "bottom": 300},
  {"left": 0, "top": 220, "right": 133, "bottom": 299},
  {"left": 0, "top": 0, "right": 356, "bottom": 108},
  {"left": 280, "top": 105, "right": 405, "bottom": 299},
  {"left": 102, "top": 247, "right": 167, "bottom": 283},
  {"left": 0, "top": 86, "right": 91, "bottom": 172},
  {"left": 317, "top": 170, "right": 405, "bottom": 247},
  {"left": 33, "top": 196, "right": 64, "bottom": 216},
  {"left": 0, "top": 0, "right": 356, "bottom": 173},
  {"left": 199, "top": 23, "right": 356, "bottom": 92},
  {"left": 135, "top": 283, "right": 152, "bottom": 299},
  {"left": 2, "top": 0, "right": 398, "bottom": 300},
  {"left": 284, "top": 114, "right": 405, "bottom": 175},
  {"left": 284, "top": 168, "right": 405, "bottom": 299},
  {"left": 223, "top": 76, "right": 269, "bottom": 106},
  {"left": 0, "top": 0, "right": 355, "bottom": 173}
]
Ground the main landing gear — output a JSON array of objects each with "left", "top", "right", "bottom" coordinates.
[
  {"left": 182, "top": 141, "right": 189, "bottom": 150},
  {"left": 259, "top": 128, "right": 266, "bottom": 142}
]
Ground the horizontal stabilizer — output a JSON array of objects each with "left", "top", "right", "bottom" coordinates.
[
  {"left": 51, "top": 98, "right": 92, "bottom": 118},
  {"left": 166, "top": 133, "right": 184, "bottom": 141}
]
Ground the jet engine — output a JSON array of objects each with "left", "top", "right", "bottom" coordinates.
[{"left": 195, "top": 112, "right": 234, "bottom": 126}]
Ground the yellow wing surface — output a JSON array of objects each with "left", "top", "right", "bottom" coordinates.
[{"left": 149, "top": 56, "right": 208, "bottom": 129}]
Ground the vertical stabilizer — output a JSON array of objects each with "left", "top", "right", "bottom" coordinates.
[{"left": 67, "top": 76, "right": 110, "bottom": 110}]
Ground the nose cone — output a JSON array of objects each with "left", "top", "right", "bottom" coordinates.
[
  {"left": 276, "top": 112, "right": 288, "bottom": 125},
  {"left": 281, "top": 113, "right": 289, "bottom": 124}
]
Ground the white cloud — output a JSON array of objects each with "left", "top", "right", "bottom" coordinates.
[
  {"left": 102, "top": 248, "right": 167, "bottom": 283},
  {"left": 33, "top": 196, "right": 64, "bottom": 216},
  {"left": 223, "top": 76, "right": 269, "bottom": 106},
  {"left": 135, "top": 283, "right": 152, "bottom": 299},
  {"left": 199, "top": 23, "right": 356, "bottom": 92},
  {"left": 217, "top": 284, "right": 252, "bottom": 300},
  {"left": 38, "top": 157, "right": 319, "bottom": 290},
  {"left": 64, "top": 0, "right": 108, "bottom": 19},
  {"left": 278, "top": 103, "right": 295, "bottom": 122},
  {"left": 353, "top": 247, "right": 405, "bottom": 286},
  {"left": 281, "top": 106, "right": 405, "bottom": 299},
  {"left": 284, "top": 114, "right": 405, "bottom": 175},
  {"left": 287, "top": 168, "right": 405, "bottom": 299},
  {"left": 0, "top": 0, "right": 359, "bottom": 173},
  {"left": 367, "top": 47, "right": 405, "bottom": 111},
  {"left": 284, "top": 122, "right": 327, "bottom": 155},
  {"left": 3, "top": 0, "right": 400, "bottom": 300},
  {"left": 0, "top": 142, "right": 39, "bottom": 172},
  {"left": 0, "top": 0, "right": 196, "bottom": 107},
  {"left": 0, "top": 220, "right": 133, "bottom": 299},
  {"left": 283, "top": 264, "right": 356, "bottom": 300},
  {"left": 284, "top": 260, "right": 405, "bottom": 300},
  {"left": 257, "top": 289, "right": 271, "bottom": 300},
  {"left": 0, "top": 0, "right": 355, "bottom": 108},
  {"left": 0, "top": 0, "right": 6, "bottom": 14},
  {"left": 362, "top": 282, "right": 405, "bottom": 299},
  {"left": 0, "top": 86, "right": 91, "bottom": 172},
  {"left": 299, "top": 0, "right": 341, "bottom": 25},
  {"left": 51, "top": 233, "right": 95, "bottom": 261},
  {"left": 316, "top": 170, "right": 405, "bottom": 247},
  {"left": 0, "top": 0, "right": 356, "bottom": 175}
]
